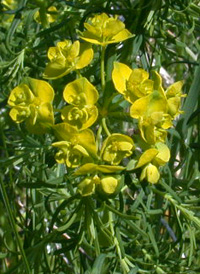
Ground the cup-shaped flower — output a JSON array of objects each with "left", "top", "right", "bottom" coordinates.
[
  {"left": 62, "top": 77, "right": 99, "bottom": 129},
  {"left": 140, "top": 163, "right": 160, "bottom": 184},
  {"left": 43, "top": 40, "right": 93, "bottom": 79},
  {"left": 8, "top": 78, "right": 54, "bottom": 134},
  {"left": 112, "top": 62, "right": 154, "bottom": 103},
  {"left": 130, "top": 89, "right": 168, "bottom": 120},
  {"left": 135, "top": 143, "right": 170, "bottom": 169},
  {"left": 98, "top": 175, "right": 121, "bottom": 196},
  {"left": 52, "top": 141, "right": 91, "bottom": 168},
  {"left": 53, "top": 123, "right": 98, "bottom": 159},
  {"left": 152, "top": 71, "right": 185, "bottom": 119},
  {"left": 79, "top": 13, "right": 133, "bottom": 46},
  {"left": 26, "top": 102, "right": 54, "bottom": 134},
  {"left": 61, "top": 105, "right": 98, "bottom": 130},
  {"left": 153, "top": 142, "right": 170, "bottom": 166},
  {"left": 138, "top": 112, "right": 172, "bottom": 144},
  {"left": 100, "top": 134, "right": 135, "bottom": 165},
  {"left": 63, "top": 77, "right": 99, "bottom": 106},
  {"left": 77, "top": 176, "right": 97, "bottom": 196},
  {"left": 165, "top": 81, "right": 185, "bottom": 118},
  {"left": 134, "top": 143, "right": 170, "bottom": 184}
]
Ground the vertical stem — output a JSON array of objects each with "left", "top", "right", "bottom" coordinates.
[
  {"left": 96, "top": 124, "right": 102, "bottom": 151},
  {"left": 101, "top": 45, "right": 106, "bottom": 95},
  {"left": 0, "top": 176, "right": 31, "bottom": 274},
  {"left": 108, "top": 211, "right": 130, "bottom": 273}
]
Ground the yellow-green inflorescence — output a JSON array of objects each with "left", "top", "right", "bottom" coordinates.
[{"left": 7, "top": 13, "right": 185, "bottom": 194}]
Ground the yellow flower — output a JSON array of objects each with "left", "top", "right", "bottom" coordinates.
[
  {"left": 152, "top": 71, "right": 185, "bottom": 118},
  {"left": 134, "top": 143, "right": 170, "bottom": 184},
  {"left": 61, "top": 77, "right": 99, "bottom": 130},
  {"left": 112, "top": 62, "right": 154, "bottom": 103},
  {"left": 43, "top": 40, "right": 93, "bottom": 79},
  {"left": 53, "top": 123, "right": 98, "bottom": 159},
  {"left": 79, "top": 13, "right": 133, "bottom": 46},
  {"left": 130, "top": 89, "right": 168, "bottom": 120},
  {"left": 77, "top": 174, "right": 122, "bottom": 196},
  {"left": 34, "top": 6, "right": 58, "bottom": 24},
  {"left": 8, "top": 78, "right": 54, "bottom": 134},
  {"left": 166, "top": 81, "right": 185, "bottom": 118},
  {"left": 138, "top": 112, "right": 172, "bottom": 144},
  {"left": 140, "top": 163, "right": 160, "bottom": 184},
  {"left": 52, "top": 141, "right": 91, "bottom": 168},
  {"left": 61, "top": 105, "right": 98, "bottom": 130},
  {"left": 63, "top": 77, "right": 99, "bottom": 106},
  {"left": 77, "top": 176, "right": 96, "bottom": 196},
  {"left": 100, "top": 134, "right": 135, "bottom": 165}
]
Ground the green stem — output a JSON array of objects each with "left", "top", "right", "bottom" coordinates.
[
  {"left": 103, "top": 92, "right": 118, "bottom": 110},
  {"left": 108, "top": 211, "right": 130, "bottom": 273},
  {"left": 105, "top": 203, "right": 138, "bottom": 220},
  {"left": 0, "top": 176, "right": 31, "bottom": 274},
  {"left": 96, "top": 124, "right": 102, "bottom": 151},
  {"left": 102, "top": 117, "right": 111, "bottom": 136},
  {"left": 101, "top": 45, "right": 106, "bottom": 95},
  {"left": 39, "top": 7, "right": 49, "bottom": 28},
  {"left": 76, "top": 70, "right": 82, "bottom": 78}
]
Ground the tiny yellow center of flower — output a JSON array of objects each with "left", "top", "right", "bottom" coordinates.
[
  {"left": 67, "top": 107, "right": 88, "bottom": 122},
  {"left": 109, "top": 141, "right": 120, "bottom": 152},
  {"left": 33, "top": 97, "right": 41, "bottom": 106},
  {"left": 69, "top": 93, "right": 87, "bottom": 105},
  {"left": 92, "top": 175, "right": 101, "bottom": 185},
  {"left": 14, "top": 92, "right": 27, "bottom": 105}
]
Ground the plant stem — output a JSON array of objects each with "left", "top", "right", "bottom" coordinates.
[
  {"left": 101, "top": 45, "right": 106, "bottom": 95},
  {"left": 102, "top": 117, "right": 111, "bottom": 136},
  {"left": 0, "top": 176, "right": 31, "bottom": 274},
  {"left": 96, "top": 124, "right": 102, "bottom": 151}
]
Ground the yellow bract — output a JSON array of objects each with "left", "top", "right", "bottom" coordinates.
[
  {"left": 74, "top": 163, "right": 125, "bottom": 176},
  {"left": 140, "top": 164, "right": 160, "bottom": 184},
  {"left": 130, "top": 90, "right": 168, "bottom": 119},
  {"left": 52, "top": 141, "right": 91, "bottom": 168},
  {"left": 79, "top": 13, "right": 133, "bottom": 46},
  {"left": 138, "top": 113, "right": 172, "bottom": 144},
  {"left": 112, "top": 62, "right": 153, "bottom": 103},
  {"left": 61, "top": 105, "right": 98, "bottom": 130},
  {"left": 100, "top": 133, "right": 135, "bottom": 165},
  {"left": 135, "top": 143, "right": 170, "bottom": 184},
  {"left": 53, "top": 123, "right": 98, "bottom": 159},
  {"left": 62, "top": 77, "right": 99, "bottom": 130},
  {"left": 52, "top": 123, "right": 98, "bottom": 169},
  {"left": 77, "top": 174, "right": 121, "bottom": 196},
  {"left": 8, "top": 78, "right": 54, "bottom": 134},
  {"left": 63, "top": 77, "right": 99, "bottom": 106},
  {"left": 43, "top": 40, "right": 93, "bottom": 79},
  {"left": 166, "top": 81, "right": 185, "bottom": 118}
]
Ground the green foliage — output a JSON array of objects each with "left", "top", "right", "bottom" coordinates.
[{"left": 1, "top": 0, "right": 200, "bottom": 273}]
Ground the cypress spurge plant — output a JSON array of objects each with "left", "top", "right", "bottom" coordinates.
[{"left": 2, "top": 8, "right": 200, "bottom": 274}]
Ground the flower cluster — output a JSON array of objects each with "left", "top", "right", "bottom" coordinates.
[
  {"left": 112, "top": 63, "right": 184, "bottom": 183},
  {"left": 43, "top": 40, "right": 93, "bottom": 79},
  {"left": 61, "top": 77, "right": 99, "bottom": 130},
  {"left": 7, "top": 13, "right": 185, "bottom": 197}
]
